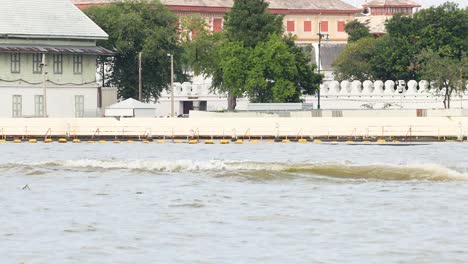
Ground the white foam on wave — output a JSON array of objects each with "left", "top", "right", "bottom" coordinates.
[{"left": 1, "top": 159, "right": 467, "bottom": 181}]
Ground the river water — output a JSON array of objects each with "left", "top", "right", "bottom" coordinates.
[{"left": 1, "top": 142, "right": 468, "bottom": 263}]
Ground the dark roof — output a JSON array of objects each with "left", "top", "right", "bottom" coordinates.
[
  {"left": 0, "top": 45, "right": 113, "bottom": 55},
  {"left": 0, "top": 0, "right": 108, "bottom": 40},
  {"left": 320, "top": 43, "right": 345, "bottom": 71}
]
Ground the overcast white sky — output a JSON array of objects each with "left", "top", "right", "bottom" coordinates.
[{"left": 343, "top": 0, "right": 467, "bottom": 8}]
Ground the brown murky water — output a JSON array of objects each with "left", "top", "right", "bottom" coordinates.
[{"left": 1, "top": 142, "right": 468, "bottom": 263}]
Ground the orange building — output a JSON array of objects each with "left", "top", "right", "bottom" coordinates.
[{"left": 73, "top": 0, "right": 360, "bottom": 44}]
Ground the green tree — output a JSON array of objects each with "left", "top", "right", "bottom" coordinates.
[
  {"left": 244, "top": 34, "right": 298, "bottom": 102},
  {"left": 183, "top": 0, "right": 321, "bottom": 110},
  {"left": 377, "top": 2, "right": 467, "bottom": 80},
  {"left": 345, "top": 20, "right": 372, "bottom": 43},
  {"left": 333, "top": 37, "right": 380, "bottom": 81},
  {"left": 84, "top": 0, "right": 184, "bottom": 101},
  {"left": 417, "top": 50, "right": 467, "bottom": 108},
  {"left": 223, "top": 0, "right": 284, "bottom": 48}
]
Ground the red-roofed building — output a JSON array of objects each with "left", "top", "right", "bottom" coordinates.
[
  {"left": 73, "top": 0, "right": 361, "bottom": 44},
  {"left": 358, "top": 0, "right": 421, "bottom": 35},
  {"left": 363, "top": 0, "right": 421, "bottom": 16}
]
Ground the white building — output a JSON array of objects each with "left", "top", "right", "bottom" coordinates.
[{"left": 0, "top": 0, "right": 113, "bottom": 118}]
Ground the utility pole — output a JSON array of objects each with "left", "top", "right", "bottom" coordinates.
[
  {"left": 41, "top": 54, "right": 48, "bottom": 117},
  {"left": 138, "top": 52, "right": 142, "bottom": 101},
  {"left": 167, "top": 53, "right": 174, "bottom": 117},
  {"left": 317, "top": 22, "right": 329, "bottom": 110}
]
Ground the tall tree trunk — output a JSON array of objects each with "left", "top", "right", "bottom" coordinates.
[
  {"left": 445, "top": 85, "right": 451, "bottom": 109},
  {"left": 227, "top": 93, "right": 237, "bottom": 112}
]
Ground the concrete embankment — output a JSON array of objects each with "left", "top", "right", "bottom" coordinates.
[{"left": 0, "top": 117, "right": 467, "bottom": 141}]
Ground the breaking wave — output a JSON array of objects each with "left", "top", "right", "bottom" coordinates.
[{"left": 1, "top": 159, "right": 467, "bottom": 181}]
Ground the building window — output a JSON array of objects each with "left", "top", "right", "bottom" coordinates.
[
  {"left": 12, "top": 95, "right": 22, "bottom": 118},
  {"left": 286, "top": 21, "right": 295, "bottom": 32},
  {"left": 73, "top": 54, "right": 83, "bottom": 74},
  {"left": 337, "top": 21, "right": 345, "bottom": 32},
  {"left": 213, "top": 18, "right": 223, "bottom": 32},
  {"left": 35, "top": 95, "right": 44, "bottom": 117},
  {"left": 32, "top": 53, "right": 43, "bottom": 74},
  {"left": 53, "top": 54, "right": 63, "bottom": 74},
  {"left": 304, "top": 21, "right": 312, "bottom": 32},
  {"left": 10, "top": 53, "right": 21, "bottom": 73},
  {"left": 75, "top": 95, "right": 85, "bottom": 117},
  {"left": 320, "top": 21, "right": 328, "bottom": 32}
]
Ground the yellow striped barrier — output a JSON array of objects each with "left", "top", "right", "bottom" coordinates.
[
  {"left": 156, "top": 139, "right": 165, "bottom": 144},
  {"left": 44, "top": 138, "right": 53, "bottom": 143},
  {"left": 58, "top": 138, "right": 67, "bottom": 143},
  {"left": 13, "top": 139, "right": 22, "bottom": 143},
  {"left": 298, "top": 138, "right": 308, "bottom": 143},
  {"left": 0, "top": 139, "right": 6, "bottom": 143},
  {"left": 173, "top": 139, "right": 184, "bottom": 144},
  {"left": 346, "top": 140, "right": 354, "bottom": 144},
  {"left": 363, "top": 141, "right": 371, "bottom": 144},
  {"left": 87, "top": 140, "right": 95, "bottom": 144},
  {"left": 377, "top": 139, "right": 386, "bottom": 144},
  {"left": 220, "top": 139, "right": 230, "bottom": 144},
  {"left": 98, "top": 140, "right": 107, "bottom": 144},
  {"left": 235, "top": 139, "right": 244, "bottom": 144},
  {"left": 204, "top": 139, "right": 215, "bottom": 144},
  {"left": 28, "top": 139, "right": 37, "bottom": 143},
  {"left": 113, "top": 140, "right": 121, "bottom": 144},
  {"left": 142, "top": 140, "right": 151, "bottom": 144},
  {"left": 250, "top": 140, "right": 260, "bottom": 144},
  {"left": 313, "top": 139, "right": 322, "bottom": 143},
  {"left": 127, "top": 140, "right": 135, "bottom": 144},
  {"left": 72, "top": 139, "right": 81, "bottom": 143},
  {"left": 282, "top": 139, "right": 290, "bottom": 143}
]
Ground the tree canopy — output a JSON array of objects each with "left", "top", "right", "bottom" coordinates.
[
  {"left": 333, "top": 2, "right": 467, "bottom": 107},
  {"left": 183, "top": 0, "right": 322, "bottom": 110},
  {"left": 345, "top": 20, "right": 372, "bottom": 43},
  {"left": 84, "top": 0, "right": 184, "bottom": 100},
  {"left": 223, "top": 0, "right": 284, "bottom": 48}
]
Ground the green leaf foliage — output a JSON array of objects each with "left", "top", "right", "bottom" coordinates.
[
  {"left": 333, "top": 37, "right": 380, "bottom": 81},
  {"left": 182, "top": 0, "right": 321, "bottom": 109},
  {"left": 84, "top": 0, "right": 185, "bottom": 101},
  {"left": 345, "top": 20, "right": 372, "bottom": 43},
  {"left": 223, "top": 0, "right": 284, "bottom": 48},
  {"left": 417, "top": 50, "right": 467, "bottom": 108},
  {"left": 333, "top": 2, "right": 467, "bottom": 86}
]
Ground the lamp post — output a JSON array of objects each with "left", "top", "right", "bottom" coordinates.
[
  {"left": 138, "top": 52, "right": 142, "bottom": 101},
  {"left": 317, "top": 22, "right": 329, "bottom": 110},
  {"left": 167, "top": 53, "right": 174, "bottom": 117}
]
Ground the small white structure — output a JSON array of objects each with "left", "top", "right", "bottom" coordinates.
[{"left": 105, "top": 98, "right": 156, "bottom": 117}]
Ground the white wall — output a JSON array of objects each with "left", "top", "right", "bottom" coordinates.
[
  {"left": 0, "top": 117, "right": 467, "bottom": 138},
  {"left": 0, "top": 85, "right": 98, "bottom": 118}
]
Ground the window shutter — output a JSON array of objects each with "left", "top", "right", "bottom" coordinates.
[
  {"left": 320, "top": 21, "right": 328, "bottom": 32},
  {"left": 337, "top": 21, "right": 345, "bottom": 32},
  {"left": 304, "top": 21, "right": 311, "bottom": 32},
  {"left": 213, "top": 18, "right": 222, "bottom": 32},
  {"left": 287, "top": 21, "right": 295, "bottom": 32}
]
